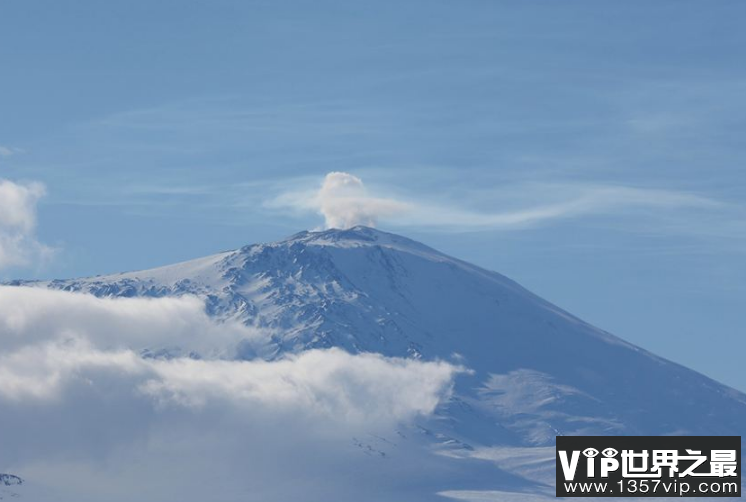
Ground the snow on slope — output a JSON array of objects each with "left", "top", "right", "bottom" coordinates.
[{"left": 17, "top": 226, "right": 746, "bottom": 448}]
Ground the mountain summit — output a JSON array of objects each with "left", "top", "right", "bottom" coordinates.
[{"left": 20, "top": 226, "right": 746, "bottom": 446}]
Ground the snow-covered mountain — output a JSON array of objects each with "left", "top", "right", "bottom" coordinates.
[{"left": 16, "top": 226, "right": 746, "bottom": 450}]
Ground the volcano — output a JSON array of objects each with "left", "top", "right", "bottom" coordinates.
[{"left": 19, "top": 226, "right": 746, "bottom": 450}]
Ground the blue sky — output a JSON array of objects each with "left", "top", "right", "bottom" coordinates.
[{"left": 1, "top": 0, "right": 745, "bottom": 391}]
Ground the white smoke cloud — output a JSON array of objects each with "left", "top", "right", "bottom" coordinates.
[
  {"left": 0, "top": 179, "right": 54, "bottom": 270},
  {"left": 271, "top": 172, "right": 411, "bottom": 229},
  {"left": 317, "top": 172, "right": 410, "bottom": 229},
  {"left": 0, "top": 286, "right": 465, "bottom": 501},
  {"left": 269, "top": 173, "right": 722, "bottom": 233}
]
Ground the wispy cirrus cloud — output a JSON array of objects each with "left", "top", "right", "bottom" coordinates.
[{"left": 0, "top": 145, "right": 25, "bottom": 158}]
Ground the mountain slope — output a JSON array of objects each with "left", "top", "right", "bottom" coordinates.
[{"left": 17, "top": 226, "right": 746, "bottom": 446}]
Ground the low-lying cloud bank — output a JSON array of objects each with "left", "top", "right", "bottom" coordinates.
[
  {"left": 0, "top": 286, "right": 256, "bottom": 355},
  {"left": 0, "top": 286, "right": 461, "bottom": 422},
  {"left": 0, "top": 286, "right": 464, "bottom": 501}
]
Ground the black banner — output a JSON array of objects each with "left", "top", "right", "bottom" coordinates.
[{"left": 556, "top": 436, "right": 741, "bottom": 497}]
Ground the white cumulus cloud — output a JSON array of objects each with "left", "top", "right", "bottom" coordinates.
[{"left": 0, "top": 179, "right": 54, "bottom": 270}]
